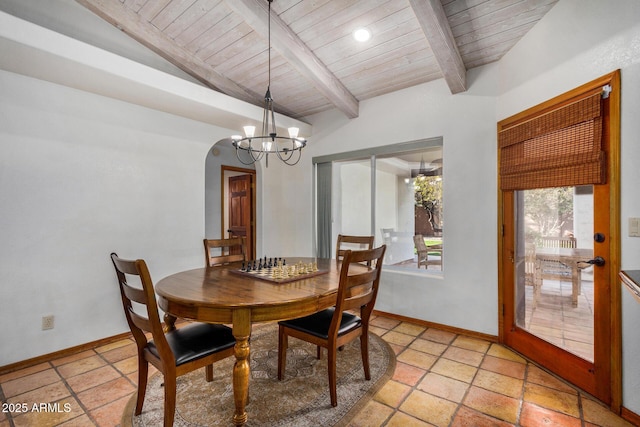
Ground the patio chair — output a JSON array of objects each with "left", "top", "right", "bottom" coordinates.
[{"left": 413, "top": 234, "right": 441, "bottom": 268}]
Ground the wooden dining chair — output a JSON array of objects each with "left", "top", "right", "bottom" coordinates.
[
  {"left": 524, "top": 242, "right": 541, "bottom": 307},
  {"left": 110, "top": 253, "right": 236, "bottom": 427},
  {"left": 277, "top": 244, "right": 386, "bottom": 407},
  {"left": 204, "top": 237, "right": 246, "bottom": 267},
  {"left": 335, "top": 234, "right": 374, "bottom": 262}
]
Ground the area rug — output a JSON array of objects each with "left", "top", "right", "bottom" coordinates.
[{"left": 122, "top": 322, "right": 395, "bottom": 426}]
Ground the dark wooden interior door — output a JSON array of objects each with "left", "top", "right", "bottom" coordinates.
[{"left": 228, "top": 174, "right": 253, "bottom": 259}]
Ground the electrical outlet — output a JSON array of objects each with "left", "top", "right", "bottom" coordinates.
[{"left": 42, "top": 315, "right": 55, "bottom": 330}]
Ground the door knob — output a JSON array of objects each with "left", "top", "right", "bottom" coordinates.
[{"left": 581, "top": 256, "right": 605, "bottom": 267}]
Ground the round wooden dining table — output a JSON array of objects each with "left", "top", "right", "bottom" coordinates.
[{"left": 155, "top": 257, "right": 340, "bottom": 426}]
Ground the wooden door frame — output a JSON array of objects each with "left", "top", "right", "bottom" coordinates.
[
  {"left": 497, "top": 70, "right": 621, "bottom": 411},
  {"left": 221, "top": 165, "right": 256, "bottom": 260}
]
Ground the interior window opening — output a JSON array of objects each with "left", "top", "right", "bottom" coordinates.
[{"left": 329, "top": 144, "right": 443, "bottom": 273}]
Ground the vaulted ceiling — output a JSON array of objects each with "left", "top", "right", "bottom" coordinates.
[{"left": 76, "top": 0, "right": 558, "bottom": 121}]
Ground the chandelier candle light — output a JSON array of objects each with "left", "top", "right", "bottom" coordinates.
[{"left": 231, "top": 0, "right": 307, "bottom": 167}]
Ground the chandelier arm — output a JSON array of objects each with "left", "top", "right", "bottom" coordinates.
[
  {"left": 275, "top": 140, "right": 302, "bottom": 164},
  {"left": 275, "top": 148, "right": 293, "bottom": 162},
  {"left": 276, "top": 145, "right": 295, "bottom": 161},
  {"left": 248, "top": 144, "right": 265, "bottom": 162},
  {"left": 233, "top": 139, "right": 266, "bottom": 165},
  {"left": 235, "top": 146, "right": 257, "bottom": 165},
  {"left": 281, "top": 148, "right": 303, "bottom": 166}
]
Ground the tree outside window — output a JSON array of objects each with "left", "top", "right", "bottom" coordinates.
[
  {"left": 414, "top": 175, "right": 443, "bottom": 235},
  {"left": 524, "top": 186, "right": 573, "bottom": 243}
]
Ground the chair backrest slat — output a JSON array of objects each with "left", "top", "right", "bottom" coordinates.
[
  {"left": 128, "top": 308, "right": 153, "bottom": 333},
  {"left": 540, "top": 236, "right": 577, "bottom": 248},
  {"left": 336, "top": 234, "right": 375, "bottom": 265},
  {"left": 204, "top": 237, "right": 246, "bottom": 267},
  {"left": 122, "top": 283, "right": 147, "bottom": 305}
]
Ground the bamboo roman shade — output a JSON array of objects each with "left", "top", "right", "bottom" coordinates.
[{"left": 499, "top": 92, "right": 605, "bottom": 190}]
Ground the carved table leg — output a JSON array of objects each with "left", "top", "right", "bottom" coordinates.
[
  {"left": 232, "top": 308, "right": 251, "bottom": 426},
  {"left": 163, "top": 313, "right": 177, "bottom": 332}
]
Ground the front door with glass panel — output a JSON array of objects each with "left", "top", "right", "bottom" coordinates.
[
  {"left": 500, "top": 71, "right": 620, "bottom": 406},
  {"left": 504, "top": 180, "right": 612, "bottom": 404},
  {"left": 514, "top": 186, "right": 594, "bottom": 361}
]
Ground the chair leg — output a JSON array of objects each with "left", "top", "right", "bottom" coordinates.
[
  {"left": 278, "top": 326, "right": 287, "bottom": 380},
  {"left": 317, "top": 346, "right": 322, "bottom": 359},
  {"left": 205, "top": 364, "right": 213, "bottom": 382},
  {"left": 360, "top": 332, "right": 371, "bottom": 380},
  {"left": 135, "top": 357, "right": 149, "bottom": 415},
  {"left": 163, "top": 375, "right": 177, "bottom": 427},
  {"left": 327, "top": 344, "right": 338, "bottom": 407}
]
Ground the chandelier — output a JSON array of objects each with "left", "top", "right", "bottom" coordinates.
[{"left": 231, "top": 0, "right": 306, "bottom": 167}]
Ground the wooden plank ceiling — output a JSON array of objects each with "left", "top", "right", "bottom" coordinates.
[{"left": 76, "top": 0, "right": 558, "bottom": 120}]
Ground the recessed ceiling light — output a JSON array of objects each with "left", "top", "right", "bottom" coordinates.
[{"left": 353, "top": 27, "right": 371, "bottom": 42}]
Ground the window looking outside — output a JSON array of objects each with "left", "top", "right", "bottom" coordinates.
[{"left": 329, "top": 143, "right": 443, "bottom": 272}]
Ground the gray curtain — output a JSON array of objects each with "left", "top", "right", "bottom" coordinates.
[{"left": 316, "top": 162, "right": 332, "bottom": 258}]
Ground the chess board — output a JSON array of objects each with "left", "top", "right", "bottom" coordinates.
[{"left": 229, "top": 259, "right": 328, "bottom": 284}]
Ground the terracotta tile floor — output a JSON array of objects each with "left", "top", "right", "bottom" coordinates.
[{"left": 0, "top": 314, "right": 634, "bottom": 427}]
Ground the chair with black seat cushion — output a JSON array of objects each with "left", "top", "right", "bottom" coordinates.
[
  {"left": 277, "top": 244, "right": 386, "bottom": 407},
  {"left": 110, "top": 253, "right": 236, "bottom": 427},
  {"left": 335, "top": 234, "right": 374, "bottom": 265},
  {"left": 204, "top": 237, "right": 246, "bottom": 268}
]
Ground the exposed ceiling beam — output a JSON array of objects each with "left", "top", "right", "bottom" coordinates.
[
  {"left": 409, "top": 0, "right": 466, "bottom": 94},
  {"left": 225, "top": 0, "right": 359, "bottom": 119},
  {"left": 75, "top": 0, "right": 260, "bottom": 104}
]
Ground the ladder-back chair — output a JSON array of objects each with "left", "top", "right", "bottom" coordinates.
[
  {"left": 277, "top": 245, "right": 386, "bottom": 407},
  {"left": 110, "top": 253, "right": 236, "bottom": 427},
  {"left": 204, "top": 237, "right": 246, "bottom": 267}
]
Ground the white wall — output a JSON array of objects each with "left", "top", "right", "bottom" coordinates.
[
  {"left": 289, "top": 71, "right": 500, "bottom": 335},
  {"left": 258, "top": 151, "right": 312, "bottom": 258},
  {"left": 0, "top": 70, "right": 231, "bottom": 365},
  {"left": 339, "top": 162, "right": 372, "bottom": 236},
  {"left": 375, "top": 168, "right": 398, "bottom": 240},
  {"left": 495, "top": 0, "right": 640, "bottom": 414}
]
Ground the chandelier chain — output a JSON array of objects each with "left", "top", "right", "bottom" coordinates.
[{"left": 230, "top": 0, "right": 306, "bottom": 167}]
